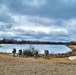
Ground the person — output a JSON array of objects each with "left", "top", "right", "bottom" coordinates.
[
  {"left": 44, "top": 50, "right": 49, "bottom": 59},
  {"left": 12, "top": 48, "right": 16, "bottom": 57},
  {"left": 18, "top": 49, "right": 22, "bottom": 57},
  {"left": 34, "top": 50, "right": 38, "bottom": 59}
]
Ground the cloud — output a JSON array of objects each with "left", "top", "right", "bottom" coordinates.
[
  {"left": 10, "top": 15, "right": 76, "bottom": 41},
  {"left": 0, "top": 0, "right": 76, "bottom": 42},
  {"left": 0, "top": 8, "right": 75, "bottom": 42},
  {"left": 1, "top": 0, "right": 76, "bottom": 19},
  {"left": 23, "top": 0, "right": 47, "bottom": 8},
  {"left": 0, "top": 13, "right": 69, "bottom": 41},
  {"left": 0, "top": 4, "right": 13, "bottom": 23},
  {"left": 10, "top": 14, "right": 68, "bottom": 35}
]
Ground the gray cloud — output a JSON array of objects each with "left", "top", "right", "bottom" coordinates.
[
  {"left": 1, "top": 0, "right": 76, "bottom": 19},
  {"left": 0, "top": 0, "right": 76, "bottom": 42}
]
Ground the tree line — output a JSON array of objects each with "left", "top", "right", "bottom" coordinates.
[{"left": 0, "top": 38, "right": 76, "bottom": 45}]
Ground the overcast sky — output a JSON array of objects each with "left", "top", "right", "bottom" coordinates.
[{"left": 0, "top": 0, "right": 76, "bottom": 42}]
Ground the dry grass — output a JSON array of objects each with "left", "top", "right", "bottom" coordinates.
[
  {"left": 0, "top": 53, "right": 76, "bottom": 75},
  {"left": 67, "top": 45, "right": 76, "bottom": 56},
  {"left": 67, "top": 45, "right": 76, "bottom": 51}
]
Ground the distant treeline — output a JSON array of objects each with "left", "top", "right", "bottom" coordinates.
[{"left": 0, "top": 38, "right": 76, "bottom": 45}]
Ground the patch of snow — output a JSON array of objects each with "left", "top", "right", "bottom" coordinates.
[{"left": 69, "top": 56, "right": 76, "bottom": 60}]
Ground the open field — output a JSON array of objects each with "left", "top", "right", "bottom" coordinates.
[{"left": 0, "top": 53, "right": 76, "bottom": 75}]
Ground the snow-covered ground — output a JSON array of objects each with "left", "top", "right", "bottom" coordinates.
[{"left": 69, "top": 56, "right": 76, "bottom": 60}]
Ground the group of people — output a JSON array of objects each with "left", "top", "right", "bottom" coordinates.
[{"left": 12, "top": 48, "right": 50, "bottom": 59}]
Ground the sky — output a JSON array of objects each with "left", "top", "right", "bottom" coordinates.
[{"left": 0, "top": 0, "right": 76, "bottom": 42}]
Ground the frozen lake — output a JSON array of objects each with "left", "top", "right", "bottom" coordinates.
[{"left": 0, "top": 44, "right": 72, "bottom": 54}]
